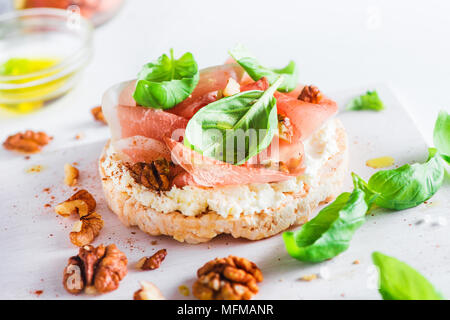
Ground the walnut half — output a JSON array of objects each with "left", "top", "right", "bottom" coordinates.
[
  {"left": 134, "top": 281, "right": 165, "bottom": 300},
  {"left": 129, "top": 159, "right": 171, "bottom": 191},
  {"left": 136, "top": 249, "right": 167, "bottom": 270},
  {"left": 63, "top": 244, "right": 128, "bottom": 295},
  {"left": 3, "top": 130, "right": 51, "bottom": 153},
  {"left": 192, "top": 255, "right": 263, "bottom": 300},
  {"left": 55, "top": 190, "right": 96, "bottom": 217},
  {"left": 298, "top": 85, "right": 323, "bottom": 104},
  {"left": 55, "top": 190, "right": 103, "bottom": 247},
  {"left": 70, "top": 212, "right": 104, "bottom": 247}
]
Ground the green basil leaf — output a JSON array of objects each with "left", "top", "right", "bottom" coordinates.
[
  {"left": 346, "top": 90, "right": 384, "bottom": 111},
  {"left": 433, "top": 110, "right": 450, "bottom": 163},
  {"left": 283, "top": 188, "right": 368, "bottom": 263},
  {"left": 229, "top": 45, "right": 299, "bottom": 93},
  {"left": 133, "top": 49, "right": 199, "bottom": 109},
  {"left": 367, "top": 149, "right": 444, "bottom": 210},
  {"left": 351, "top": 172, "right": 379, "bottom": 206},
  {"left": 184, "top": 77, "right": 282, "bottom": 165},
  {"left": 372, "top": 252, "right": 443, "bottom": 300}
]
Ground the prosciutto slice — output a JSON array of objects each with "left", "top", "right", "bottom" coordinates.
[
  {"left": 165, "top": 138, "right": 294, "bottom": 187},
  {"left": 102, "top": 80, "right": 187, "bottom": 163},
  {"left": 102, "top": 64, "right": 338, "bottom": 187},
  {"left": 241, "top": 78, "right": 337, "bottom": 141},
  {"left": 167, "top": 63, "right": 244, "bottom": 119}
]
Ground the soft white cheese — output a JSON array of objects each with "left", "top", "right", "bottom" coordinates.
[{"left": 102, "top": 119, "right": 340, "bottom": 218}]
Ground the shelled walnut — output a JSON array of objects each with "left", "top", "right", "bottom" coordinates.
[
  {"left": 129, "top": 159, "right": 171, "bottom": 191},
  {"left": 3, "top": 130, "right": 51, "bottom": 153},
  {"left": 192, "top": 255, "right": 263, "bottom": 300},
  {"left": 55, "top": 190, "right": 103, "bottom": 246},
  {"left": 63, "top": 244, "right": 128, "bottom": 294},
  {"left": 133, "top": 281, "right": 165, "bottom": 300},
  {"left": 91, "top": 106, "right": 107, "bottom": 124},
  {"left": 298, "top": 85, "right": 323, "bottom": 104},
  {"left": 136, "top": 249, "right": 167, "bottom": 270},
  {"left": 64, "top": 163, "right": 79, "bottom": 186},
  {"left": 55, "top": 190, "right": 96, "bottom": 217},
  {"left": 70, "top": 212, "right": 104, "bottom": 247},
  {"left": 277, "top": 114, "right": 294, "bottom": 143}
]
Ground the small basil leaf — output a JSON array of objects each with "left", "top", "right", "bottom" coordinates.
[
  {"left": 372, "top": 252, "right": 443, "bottom": 300},
  {"left": 433, "top": 110, "right": 450, "bottom": 163},
  {"left": 351, "top": 172, "right": 379, "bottom": 206},
  {"left": 184, "top": 77, "right": 282, "bottom": 165},
  {"left": 133, "top": 49, "right": 199, "bottom": 109},
  {"left": 368, "top": 149, "right": 444, "bottom": 210},
  {"left": 229, "top": 45, "right": 299, "bottom": 93},
  {"left": 346, "top": 90, "right": 384, "bottom": 111},
  {"left": 283, "top": 188, "right": 368, "bottom": 263}
]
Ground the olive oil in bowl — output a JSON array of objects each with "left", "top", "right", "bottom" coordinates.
[
  {"left": 0, "top": 8, "right": 93, "bottom": 116},
  {"left": 0, "top": 57, "right": 65, "bottom": 113}
]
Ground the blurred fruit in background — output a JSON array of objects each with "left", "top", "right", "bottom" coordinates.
[{"left": 13, "top": 0, "right": 124, "bottom": 26}]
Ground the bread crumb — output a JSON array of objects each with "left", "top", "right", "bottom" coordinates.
[{"left": 26, "top": 165, "right": 44, "bottom": 173}]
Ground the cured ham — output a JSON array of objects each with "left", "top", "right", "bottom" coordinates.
[
  {"left": 167, "top": 63, "right": 244, "bottom": 119},
  {"left": 165, "top": 138, "right": 294, "bottom": 187},
  {"left": 241, "top": 78, "right": 338, "bottom": 141},
  {"left": 118, "top": 105, "right": 188, "bottom": 142},
  {"left": 114, "top": 136, "right": 171, "bottom": 163},
  {"left": 102, "top": 63, "right": 337, "bottom": 187}
]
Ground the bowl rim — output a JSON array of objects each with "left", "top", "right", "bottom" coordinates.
[{"left": 0, "top": 8, "right": 93, "bottom": 84}]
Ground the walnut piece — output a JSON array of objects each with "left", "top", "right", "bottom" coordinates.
[
  {"left": 55, "top": 190, "right": 96, "bottom": 217},
  {"left": 298, "top": 85, "right": 323, "bottom": 104},
  {"left": 63, "top": 244, "right": 127, "bottom": 295},
  {"left": 55, "top": 190, "right": 103, "bottom": 246},
  {"left": 300, "top": 274, "right": 317, "bottom": 281},
  {"left": 277, "top": 114, "right": 294, "bottom": 143},
  {"left": 222, "top": 77, "right": 241, "bottom": 97},
  {"left": 3, "top": 130, "right": 51, "bottom": 153},
  {"left": 129, "top": 159, "right": 171, "bottom": 191},
  {"left": 70, "top": 212, "right": 104, "bottom": 247},
  {"left": 192, "top": 255, "right": 263, "bottom": 300},
  {"left": 91, "top": 106, "right": 107, "bottom": 124},
  {"left": 64, "top": 163, "right": 79, "bottom": 186},
  {"left": 136, "top": 249, "right": 167, "bottom": 270},
  {"left": 134, "top": 281, "right": 165, "bottom": 300}
]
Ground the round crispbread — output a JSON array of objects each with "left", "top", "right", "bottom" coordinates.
[{"left": 99, "top": 119, "right": 348, "bottom": 244}]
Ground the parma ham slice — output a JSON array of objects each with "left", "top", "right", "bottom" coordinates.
[
  {"left": 102, "top": 64, "right": 337, "bottom": 187},
  {"left": 165, "top": 138, "right": 294, "bottom": 187}
]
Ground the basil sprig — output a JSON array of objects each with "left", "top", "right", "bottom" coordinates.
[
  {"left": 346, "top": 90, "right": 384, "bottom": 111},
  {"left": 283, "top": 188, "right": 368, "bottom": 262},
  {"left": 433, "top": 110, "right": 450, "bottom": 164},
  {"left": 229, "top": 45, "right": 299, "bottom": 93},
  {"left": 353, "top": 148, "right": 444, "bottom": 210},
  {"left": 184, "top": 77, "right": 282, "bottom": 165},
  {"left": 283, "top": 111, "right": 448, "bottom": 263},
  {"left": 133, "top": 49, "right": 199, "bottom": 109},
  {"left": 372, "top": 252, "right": 443, "bottom": 300}
]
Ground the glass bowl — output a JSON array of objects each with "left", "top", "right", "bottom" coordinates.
[{"left": 0, "top": 8, "right": 92, "bottom": 114}]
